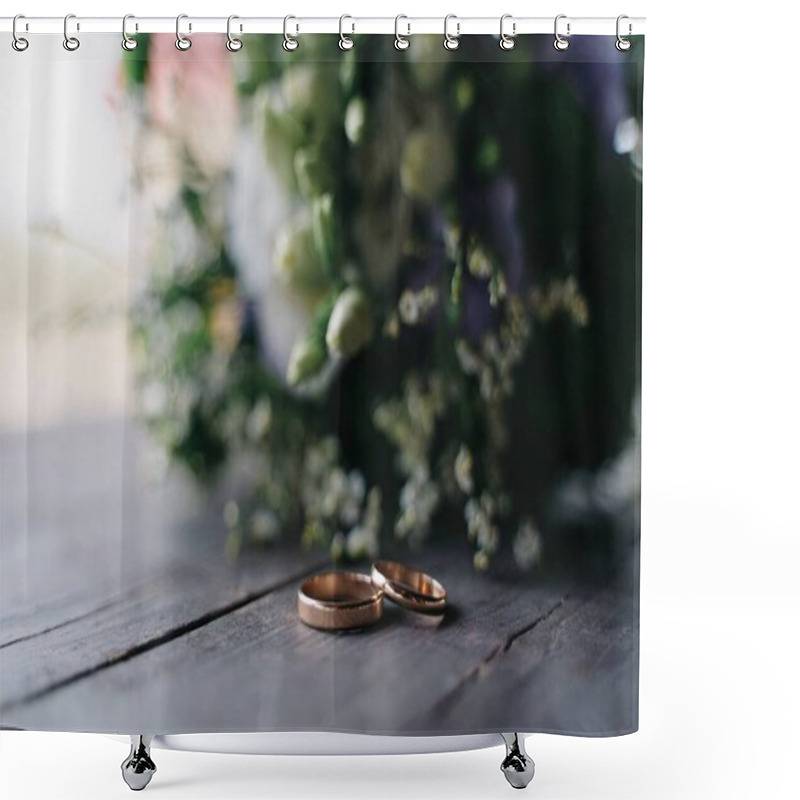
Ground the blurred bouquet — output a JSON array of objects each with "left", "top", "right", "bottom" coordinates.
[{"left": 123, "top": 34, "right": 641, "bottom": 570}]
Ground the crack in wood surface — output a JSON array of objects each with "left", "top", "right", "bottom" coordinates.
[
  {"left": 1, "top": 561, "right": 325, "bottom": 712},
  {"left": 502, "top": 594, "right": 569, "bottom": 653},
  {"left": 405, "top": 590, "right": 574, "bottom": 727},
  {"left": 1, "top": 596, "right": 125, "bottom": 650}
]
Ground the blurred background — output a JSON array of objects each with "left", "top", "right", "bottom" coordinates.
[{"left": 1, "top": 31, "right": 643, "bottom": 615}]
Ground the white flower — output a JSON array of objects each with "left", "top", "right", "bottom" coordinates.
[
  {"left": 514, "top": 518, "right": 543, "bottom": 570},
  {"left": 274, "top": 218, "right": 329, "bottom": 306},
  {"left": 326, "top": 287, "right": 374, "bottom": 358},
  {"left": 146, "top": 34, "right": 239, "bottom": 180},
  {"left": 396, "top": 468, "right": 440, "bottom": 542},
  {"left": 454, "top": 444, "right": 474, "bottom": 495},
  {"left": 464, "top": 492, "right": 499, "bottom": 555},
  {"left": 286, "top": 334, "right": 327, "bottom": 386},
  {"left": 250, "top": 509, "right": 281, "bottom": 543},
  {"left": 345, "top": 97, "right": 366, "bottom": 144},
  {"left": 135, "top": 127, "right": 182, "bottom": 211},
  {"left": 400, "top": 126, "right": 455, "bottom": 203},
  {"left": 321, "top": 468, "right": 349, "bottom": 518},
  {"left": 281, "top": 64, "right": 341, "bottom": 129},
  {"left": 345, "top": 523, "right": 379, "bottom": 560},
  {"left": 339, "top": 471, "right": 367, "bottom": 527},
  {"left": 398, "top": 286, "right": 439, "bottom": 325},
  {"left": 245, "top": 400, "right": 273, "bottom": 441}
]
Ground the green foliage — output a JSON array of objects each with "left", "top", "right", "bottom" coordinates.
[
  {"left": 121, "top": 34, "right": 150, "bottom": 86},
  {"left": 127, "top": 36, "right": 640, "bottom": 569}
]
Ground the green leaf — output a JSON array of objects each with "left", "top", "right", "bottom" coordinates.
[
  {"left": 311, "top": 193, "right": 337, "bottom": 274},
  {"left": 121, "top": 34, "right": 150, "bottom": 85}
]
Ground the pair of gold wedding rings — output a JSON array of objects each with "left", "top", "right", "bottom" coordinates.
[{"left": 298, "top": 560, "right": 447, "bottom": 631}]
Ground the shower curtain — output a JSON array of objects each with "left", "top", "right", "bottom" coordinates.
[{"left": 0, "top": 29, "right": 643, "bottom": 737}]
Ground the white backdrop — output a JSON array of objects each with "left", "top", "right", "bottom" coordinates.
[{"left": 1, "top": 0, "right": 798, "bottom": 798}]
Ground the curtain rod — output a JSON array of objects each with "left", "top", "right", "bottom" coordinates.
[{"left": 0, "top": 16, "right": 646, "bottom": 37}]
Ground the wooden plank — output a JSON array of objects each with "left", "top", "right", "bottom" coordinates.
[
  {"left": 411, "top": 586, "right": 638, "bottom": 734},
  {"left": 1, "top": 581, "right": 134, "bottom": 649},
  {"left": 0, "top": 546, "right": 326, "bottom": 714},
  {"left": 1, "top": 545, "right": 595, "bottom": 733},
  {"left": 1, "top": 416, "right": 637, "bottom": 734},
  {"left": 0, "top": 421, "right": 232, "bottom": 644}
]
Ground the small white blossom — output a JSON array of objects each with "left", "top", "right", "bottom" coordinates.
[
  {"left": 398, "top": 285, "right": 439, "bottom": 325},
  {"left": 396, "top": 469, "right": 440, "bottom": 543},
  {"left": 454, "top": 444, "right": 474, "bottom": 495},
  {"left": 514, "top": 518, "right": 543, "bottom": 570},
  {"left": 345, "top": 97, "right": 366, "bottom": 144},
  {"left": 400, "top": 126, "right": 455, "bottom": 203},
  {"left": 339, "top": 471, "right": 367, "bottom": 527},
  {"left": 245, "top": 400, "right": 273, "bottom": 441},
  {"left": 326, "top": 286, "right": 374, "bottom": 358},
  {"left": 344, "top": 486, "right": 382, "bottom": 559},
  {"left": 464, "top": 492, "right": 500, "bottom": 559},
  {"left": 250, "top": 509, "right": 281, "bottom": 543}
]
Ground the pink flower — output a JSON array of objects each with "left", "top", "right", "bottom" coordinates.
[{"left": 146, "top": 34, "right": 238, "bottom": 178}]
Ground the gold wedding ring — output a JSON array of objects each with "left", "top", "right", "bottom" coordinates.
[
  {"left": 298, "top": 571, "right": 383, "bottom": 631},
  {"left": 370, "top": 560, "right": 447, "bottom": 615}
]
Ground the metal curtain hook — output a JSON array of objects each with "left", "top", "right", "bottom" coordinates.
[
  {"left": 554, "top": 14, "right": 570, "bottom": 51},
  {"left": 339, "top": 14, "right": 355, "bottom": 50},
  {"left": 394, "top": 15, "right": 410, "bottom": 50},
  {"left": 227, "top": 15, "right": 243, "bottom": 51},
  {"left": 499, "top": 14, "right": 516, "bottom": 50},
  {"left": 12, "top": 14, "right": 29, "bottom": 51},
  {"left": 176, "top": 14, "right": 192, "bottom": 50},
  {"left": 283, "top": 15, "right": 299, "bottom": 51},
  {"left": 63, "top": 13, "right": 80, "bottom": 51},
  {"left": 616, "top": 14, "right": 632, "bottom": 51},
  {"left": 444, "top": 14, "right": 460, "bottom": 51},
  {"left": 122, "top": 14, "right": 138, "bottom": 51}
]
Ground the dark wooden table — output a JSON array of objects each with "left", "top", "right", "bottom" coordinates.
[{"left": 0, "top": 423, "right": 638, "bottom": 735}]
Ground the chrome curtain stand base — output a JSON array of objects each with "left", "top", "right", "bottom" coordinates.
[
  {"left": 119, "top": 732, "right": 533, "bottom": 790},
  {"left": 121, "top": 735, "right": 156, "bottom": 791},
  {"left": 500, "top": 733, "right": 535, "bottom": 789}
]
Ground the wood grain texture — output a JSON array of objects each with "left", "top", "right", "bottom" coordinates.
[
  {"left": 411, "top": 588, "right": 637, "bottom": 735},
  {"left": 0, "top": 541, "right": 635, "bottom": 735},
  {"left": 0, "top": 547, "right": 325, "bottom": 714},
  {"left": 1, "top": 426, "right": 638, "bottom": 736},
  {"left": 0, "top": 422, "right": 230, "bottom": 642}
]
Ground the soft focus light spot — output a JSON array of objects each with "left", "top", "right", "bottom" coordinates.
[{"left": 614, "top": 116, "right": 639, "bottom": 155}]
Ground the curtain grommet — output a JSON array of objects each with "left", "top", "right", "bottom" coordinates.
[
  {"left": 175, "top": 13, "right": 192, "bottom": 51},
  {"left": 283, "top": 15, "right": 299, "bottom": 51},
  {"left": 444, "top": 14, "right": 460, "bottom": 51},
  {"left": 121, "top": 14, "right": 138, "bottom": 51},
  {"left": 339, "top": 14, "right": 355, "bottom": 51},
  {"left": 554, "top": 14, "right": 570, "bottom": 51},
  {"left": 394, "top": 15, "right": 410, "bottom": 51},
  {"left": 499, "top": 14, "right": 516, "bottom": 51},
  {"left": 226, "top": 15, "right": 243, "bottom": 52},
  {"left": 616, "top": 15, "right": 632, "bottom": 51},
  {"left": 63, "top": 13, "right": 80, "bottom": 51},
  {"left": 12, "top": 14, "right": 29, "bottom": 51}
]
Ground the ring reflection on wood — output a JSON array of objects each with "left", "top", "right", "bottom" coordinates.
[{"left": 298, "top": 571, "right": 383, "bottom": 631}]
